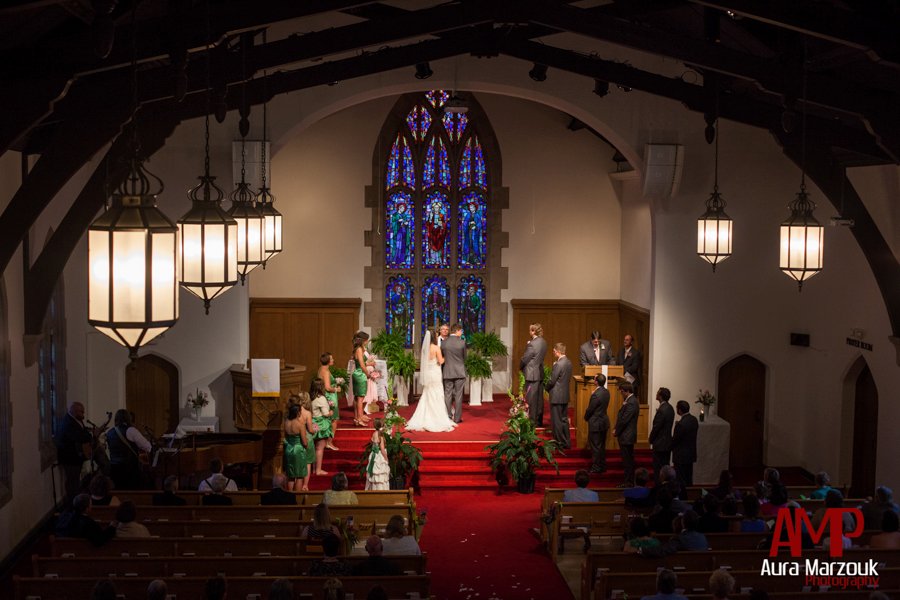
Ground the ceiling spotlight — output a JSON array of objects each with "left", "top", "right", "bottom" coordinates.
[
  {"left": 593, "top": 79, "right": 610, "bottom": 97},
  {"left": 414, "top": 62, "right": 433, "bottom": 80},
  {"left": 528, "top": 63, "right": 548, "bottom": 82}
]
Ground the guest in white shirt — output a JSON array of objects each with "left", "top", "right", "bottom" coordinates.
[
  {"left": 198, "top": 457, "right": 239, "bottom": 492},
  {"left": 114, "top": 501, "right": 151, "bottom": 538},
  {"left": 381, "top": 515, "right": 422, "bottom": 555}
]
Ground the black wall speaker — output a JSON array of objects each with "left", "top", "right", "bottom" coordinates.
[{"left": 790, "top": 333, "right": 810, "bottom": 347}]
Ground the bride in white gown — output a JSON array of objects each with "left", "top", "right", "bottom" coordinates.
[{"left": 405, "top": 328, "right": 457, "bottom": 433}]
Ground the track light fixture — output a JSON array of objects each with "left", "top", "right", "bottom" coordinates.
[
  {"left": 528, "top": 63, "right": 548, "bottom": 82},
  {"left": 414, "top": 62, "right": 433, "bottom": 80},
  {"left": 593, "top": 80, "right": 610, "bottom": 97},
  {"left": 617, "top": 84, "right": 632, "bottom": 92}
]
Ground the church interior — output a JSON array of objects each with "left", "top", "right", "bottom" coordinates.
[{"left": 1, "top": 0, "right": 900, "bottom": 597}]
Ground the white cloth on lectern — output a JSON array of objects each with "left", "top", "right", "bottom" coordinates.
[{"left": 251, "top": 359, "right": 280, "bottom": 396}]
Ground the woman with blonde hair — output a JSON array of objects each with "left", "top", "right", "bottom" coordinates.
[
  {"left": 284, "top": 393, "right": 316, "bottom": 491},
  {"left": 301, "top": 502, "right": 342, "bottom": 541},
  {"left": 381, "top": 514, "right": 422, "bottom": 555}
]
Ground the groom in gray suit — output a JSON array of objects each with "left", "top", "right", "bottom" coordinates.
[
  {"left": 442, "top": 323, "right": 467, "bottom": 423},
  {"left": 519, "top": 323, "right": 547, "bottom": 427},
  {"left": 546, "top": 342, "right": 573, "bottom": 449}
]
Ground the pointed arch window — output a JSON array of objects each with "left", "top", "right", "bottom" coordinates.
[
  {"left": 38, "top": 275, "right": 67, "bottom": 470},
  {"left": 380, "top": 91, "right": 496, "bottom": 347}
]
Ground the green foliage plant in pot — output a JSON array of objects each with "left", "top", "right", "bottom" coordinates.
[
  {"left": 466, "top": 331, "right": 508, "bottom": 404},
  {"left": 487, "top": 390, "right": 560, "bottom": 494},
  {"left": 389, "top": 350, "right": 417, "bottom": 406},
  {"left": 357, "top": 397, "right": 423, "bottom": 490}
]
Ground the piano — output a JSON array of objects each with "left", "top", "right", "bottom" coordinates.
[{"left": 154, "top": 432, "right": 264, "bottom": 489}]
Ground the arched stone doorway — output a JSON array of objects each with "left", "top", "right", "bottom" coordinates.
[
  {"left": 717, "top": 354, "right": 767, "bottom": 470},
  {"left": 841, "top": 356, "right": 878, "bottom": 498}
]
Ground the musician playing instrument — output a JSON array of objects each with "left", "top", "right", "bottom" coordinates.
[
  {"left": 54, "top": 401, "right": 93, "bottom": 502},
  {"left": 105, "top": 409, "right": 152, "bottom": 490}
]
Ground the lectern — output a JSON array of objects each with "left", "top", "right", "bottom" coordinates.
[{"left": 573, "top": 366, "right": 648, "bottom": 449}]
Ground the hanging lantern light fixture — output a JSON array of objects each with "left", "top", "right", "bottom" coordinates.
[
  {"left": 230, "top": 138, "right": 265, "bottom": 283},
  {"left": 256, "top": 68, "right": 282, "bottom": 266},
  {"left": 697, "top": 116, "right": 732, "bottom": 271},
  {"left": 779, "top": 47, "right": 823, "bottom": 291},
  {"left": 88, "top": 154, "right": 179, "bottom": 360}
]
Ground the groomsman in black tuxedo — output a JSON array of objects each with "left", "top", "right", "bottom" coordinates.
[
  {"left": 613, "top": 382, "right": 638, "bottom": 487},
  {"left": 649, "top": 387, "right": 675, "bottom": 482},
  {"left": 672, "top": 400, "right": 699, "bottom": 487},
  {"left": 616, "top": 334, "right": 642, "bottom": 399},
  {"left": 584, "top": 374, "right": 611, "bottom": 473},
  {"left": 519, "top": 323, "right": 547, "bottom": 426}
]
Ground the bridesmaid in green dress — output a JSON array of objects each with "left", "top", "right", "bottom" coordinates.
[
  {"left": 317, "top": 352, "right": 341, "bottom": 450},
  {"left": 351, "top": 331, "right": 371, "bottom": 426},
  {"left": 284, "top": 394, "right": 316, "bottom": 491}
]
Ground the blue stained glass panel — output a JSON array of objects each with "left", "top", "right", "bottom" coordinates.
[
  {"left": 386, "top": 191, "right": 414, "bottom": 269},
  {"left": 457, "top": 276, "right": 486, "bottom": 336},
  {"left": 386, "top": 135, "right": 401, "bottom": 189},
  {"left": 423, "top": 138, "right": 436, "bottom": 189},
  {"left": 438, "top": 138, "right": 450, "bottom": 186},
  {"left": 405, "top": 106, "right": 432, "bottom": 142},
  {"left": 425, "top": 90, "right": 449, "bottom": 109},
  {"left": 422, "top": 191, "right": 451, "bottom": 269},
  {"left": 402, "top": 138, "right": 415, "bottom": 187},
  {"left": 457, "top": 191, "right": 487, "bottom": 269},
  {"left": 442, "top": 112, "right": 468, "bottom": 143},
  {"left": 386, "top": 275, "right": 414, "bottom": 348},
  {"left": 459, "top": 139, "right": 472, "bottom": 188},
  {"left": 423, "top": 137, "right": 450, "bottom": 189},
  {"left": 421, "top": 276, "right": 450, "bottom": 340},
  {"left": 474, "top": 137, "right": 487, "bottom": 188}
]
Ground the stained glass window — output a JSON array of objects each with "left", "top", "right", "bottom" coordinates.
[
  {"left": 423, "top": 137, "right": 450, "bottom": 189},
  {"left": 380, "top": 91, "right": 494, "bottom": 346},
  {"left": 421, "top": 276, "right": 450, "bottom": 340},
  {"left": 458, "top": 191, "right": 487, "bottom": 269},
  {"left": 386, "top": 275, "right": 414, "bottom": 347},
  {"left": 422, "top": 191, "right": 451, "bottom": 269},
  {"left": 425, "top": 90, "right": 449, "bottom": 109},
  {"left": 442, "top": 112, "right": 468, "bottom": 143},
  {"left": 386, "top": 191, "right": 414, "bottom": 269},
  {"left": 406, "top": 105, "right": 432, "bottom": 142},
  {"left": 457, "top": 276, "right": 486, "bottom": 336}
]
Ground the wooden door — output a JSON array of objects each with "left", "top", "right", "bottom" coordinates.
[
  {"left": 125, "top": 354, "right": 179, "bottom": 438},
  {"left": 717, "top": 354, "right": 766, "bottom": 470},
  {"left": 850, "top": 364, "right": 878, "bottom": 498}
]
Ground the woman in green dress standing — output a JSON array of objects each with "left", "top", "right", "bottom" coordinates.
[
  {"left": 351, "top": 331, "right": 371, "bottom": 427},
  {"left": 318, "top": 352, "right": 342, "bottom": 450},
  {"left": 284, "top": 393, "right": 316, "bottom": 491}
]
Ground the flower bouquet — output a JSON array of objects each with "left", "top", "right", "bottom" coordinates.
[
  {"left": 186, "top": 389, "right": 209, "bottom": 420},
  {"left": 695, "top": 389, "right": 716, "bottom": 421}
]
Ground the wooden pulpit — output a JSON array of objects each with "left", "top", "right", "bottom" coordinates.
[{"left": 574, "top": 366, "right": 648, "bottom": 449}]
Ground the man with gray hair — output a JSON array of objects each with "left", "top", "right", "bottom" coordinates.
[
  {"left": 351, "top": 535, "right": 401, "bottom": 576},
  {"left": 261, "top": 473, "right": 297, "bottom": 505}
]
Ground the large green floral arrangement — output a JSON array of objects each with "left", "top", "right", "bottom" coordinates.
[{"left": 486, "top": 390, "right": 560, "bottom": 484}]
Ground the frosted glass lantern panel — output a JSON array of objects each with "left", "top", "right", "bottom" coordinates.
[
  {"left": 112, "top": 230, "right": 147, "bottom": 321},
  {"left": 151, "top": 231, "right": 178, "bottom": 321},
  {"left": 88, "top": 229, "right": 110, "bottom": 321}
]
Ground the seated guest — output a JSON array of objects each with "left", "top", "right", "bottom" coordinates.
[
  {"left": 310, "top": 533, "right": 352, "bottom": 576},
  {"left": 639, "top": 568, "right": 687, "bottom": 600},
  {"left": 809, "top": 471, "right": 833, "bottom": 499},
  {"left": 201, "top": 476, "right": 233, "bottom": 506},
  {"left": 198, "top": 457, "right": 238, "bottom": 493},
  {"left": 55, "top": 493, "right": 116, "bottom": 546},
  {"left": 709, "top": 569, "right": 735, "bottom": 600},
  {"left": 269, "top": 578, "right": 293, "bottom": 600},
  {"left": 563, "top": 469, "right": 599, "bottom": 502},
  {"left": 651, "top": 466, "right": 689, "bottom": 511},
  {"left": 763, "top": 468, "right": 787, "bottom": 502},
  {"left": 115, "top": 501, "right": 151, "bottom": 538},
  {"left": 812, "top": 489, "right": 856, "bottom": 533},
  {"left": 624, "top": 468, "right": 652, "bottom": 507},
  {"left": 821, "top": 516, "right": 855, "bottom": 550},
  {"left": 302, "top": 503, "right": 342, "bottom": 541},
  {"left": 871, "top": 510, "right": 900, "bottom": 549},
  {"left": 759, "top": 484, "right": 790, "bottom": 518},
  {"left": 739, "top": 493, "right": 768, "bottom": 533},
  {"left": 697, "top": 494, "right": 729, "bottom": 533},
  {"left": 91, "top": 579, "right": 118, "bottom": 600},
  {"left": 860, "top": 486, "right": 900, "bottom": 530},
  {"left": 88, "top": 474, "right": 120, "bottom": 507},
  {"left": 323, "top": 472, "right": 359, "bottom": 505},
  {"left": 649, "top": 510, "right": 708, "bottom": 556},
  {"left": 648, "top": 488, "right": 678, "bottom": 534},
  {"left": 721, "top": 495, "right": 739, "bottom": 517},
  {"left": 382, "top": 514, "right": 422, "bottom": 555},
  {"left": 352, "top": 535, "right": 402, "bottom": 576},
  {"left": 204, "top": 576, "right": 227, "bottom": 600},
  {"left": 153, "top": 475, "right": 187, "bottom": 506},
  {"left": 623, "top": 516, "right": 660, "bottom": 554},
  {"left": 323, "top": 577, "right": 345, "bottom": 600},
  {"left": 709, "top": 470, "right": 740, "bottom": 502},
  {"left": 147, "top": 580, "right": 167, "bottom": 600},
  {"left": 261, "top": 473, "right": 298, "bottom": 505}
]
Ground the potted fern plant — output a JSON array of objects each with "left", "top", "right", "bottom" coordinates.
[
  {"left": 466, "top": 331, "right": 508, "bottom": 404},
  {"left": 487, "top": 391, "right": 560, "bottom": 494},
  {"left": 464, "top": 353, "right": 492, "bottom": 406},
  {"left": 370, "top": 329, "right": 412, "bottom": 405}
]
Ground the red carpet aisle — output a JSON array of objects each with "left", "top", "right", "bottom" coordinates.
[{"left": 415, "top": 489, "right": 575, "bottom": 600}]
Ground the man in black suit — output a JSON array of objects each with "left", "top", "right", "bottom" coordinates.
[
  {"left": 616, "top": 334, "right": 642, "bottom": 399},
  {"left": 546, "top": 342, "right": 573, "bottom": 449},
  {"left": 671, "top": 400, "right": 699, "bottom": 487},
  {"left": 54, "top": 401, "right": 92, "bottom": 503},
  {"left": 584, "top": 374, "right": 610, "bottom": 474},
  {"left": 260, "top": 473, "right": 298, "bottom": 505},
  {"left": 613, "top": 382, "right": 639, "bottom": 487},
  {"left": 648, "top": 387, "right": 675, "bottom": 483},
  {"left": 153, "top": 475, "right": 187, "bottom": 506}
]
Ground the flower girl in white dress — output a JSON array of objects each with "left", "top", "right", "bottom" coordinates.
[{"left": 405, "top": 328, "right": 457, "bottom": 433}]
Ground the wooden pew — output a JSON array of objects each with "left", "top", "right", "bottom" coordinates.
[
  {"left": 32, "top": 554, "right": 428, "bottom": 578},
  {"left": 546, "top": 502, "right": 653, "bottom": 561},
  {"left": 594, "top": 568, "right": 899, "bottom": 600},
  {"left": 580, "top": 548, "right": 900, "bottom": 600},
  {"left": 114, "top": 488, "right": 413, "bottom": 506},
  {"left": 50, "top": 536, "right": 310, "bottom": 557},
  {"left": 14, "top": 574, "right": 431, "bottom": 600}
]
